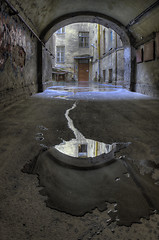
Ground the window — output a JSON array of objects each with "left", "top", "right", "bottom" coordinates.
[
  {"left": 79, "top": 32, "right": 89, "bottom": 48},
  {"left": 78, "top": 144, "right": 87, "bottom": 157},
  {"left": 108, "top": 69, "right": 113, "bottom": 83},
  {"left": 56, "top": 27, "right": 65, "bottom": 34},
  {"left": 56, "top": 46, "right": 65, "bottom": 63}
]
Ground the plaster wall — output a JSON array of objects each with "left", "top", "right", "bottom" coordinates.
[
  {"left": 100, "top": 50, "right": 124, "bottom": 84},
  {"left": 91, "top": 25, "right": 124, "bottom": 84},
  {"left": 135, "top": 35, "right": 159, "bottom": 97},
  {"left": 136, "top": 60, "right": 159, "bottom": 97}
]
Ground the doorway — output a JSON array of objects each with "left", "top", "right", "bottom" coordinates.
[
  {"left": 78, "top": 59, "right": 89, "bottom": 82},
  {"left": 108, "top": 69, "right": 113, "bottom": 83},
  {"left": 103, "top": 69, "right": 106, "bottom": 82}
]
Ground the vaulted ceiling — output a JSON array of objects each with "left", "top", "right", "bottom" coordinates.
[{"left": 8, "top": 0, "right": 159, "bottom": 44}]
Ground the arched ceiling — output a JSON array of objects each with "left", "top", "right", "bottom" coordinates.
[{"left": 8, "top": 0, "right": 159, "bottom": 44}]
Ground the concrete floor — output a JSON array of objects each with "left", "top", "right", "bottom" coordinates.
[{"left": 1, "top": 83, "right": 159, "bottom": 240}]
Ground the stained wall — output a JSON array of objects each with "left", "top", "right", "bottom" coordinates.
[
  {"left": 135, "top": 36, "right": 159, "bottom": 97},
  {"left": 0, "top": 1, "right": 37, "bottom": 108}
]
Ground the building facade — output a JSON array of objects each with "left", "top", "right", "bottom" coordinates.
[
  {"left": 52, "top": 23, "right": 124, "bottom": 85},
  {"left": 90, "top": 24, "right": 124, "bottom": 85}
]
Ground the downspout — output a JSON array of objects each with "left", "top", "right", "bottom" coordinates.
[
  {"left": 115, "top": 33, "right": 117, "bottom": 85},
  {"left": 97, "top": 24, "right": 101, "bottom": 82}
]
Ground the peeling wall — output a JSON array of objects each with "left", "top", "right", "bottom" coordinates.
[{"left": 0, "top": 1, "right": 37, "bottom": 108}]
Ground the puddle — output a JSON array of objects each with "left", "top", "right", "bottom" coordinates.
[
  {"left": 35, "top": 133, "right": 45, "bottom": 141},
  {"left": 48, "top": 84, "right": 119, "bottom": 100},
  {"left": 55, "top": 102, "right": 129, "bottom": 160},
  {"left": 115, "top": 177, "right": 120, "bottom": 182},
  {"left": 49, "top": 85, "right": 118, "bottom": 94},
  {"left": 35, "top": 136, "right": 44, "bottom": 141},
  {"left": 54, "top": 95, "right": 69, "bottom": 100},
  {"left": 123, "top": 172, "right": 130, "bottom": 178},
  {"left": 38, "top": 125, "right": 48, "bottom": 131},
  {"left": 22, "top": 102, "right": 159, "bottom": 227}
]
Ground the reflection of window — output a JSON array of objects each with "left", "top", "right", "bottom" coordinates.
[
  {"left": 110, "top": 30, "right": 113, "bottom": 41},
  {"left": 56, "top": 27, "right": 65, "bottom": 34},
  {"left": 78, "top": 144, "right": 87, "bottom": 157},
  {"left": 79, "top": 32, "right": 89, "bottom": 48},
  {"left": 56, "top": 46, "right": 65, "bottom": 63}
]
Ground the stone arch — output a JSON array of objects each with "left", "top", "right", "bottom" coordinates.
[{"left": 39, "top": 12, "right": 134, "bottom": 91}]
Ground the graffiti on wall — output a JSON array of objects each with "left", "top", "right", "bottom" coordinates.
[{"left": 0, "top": 11, "right": 27, "bottom": 72}]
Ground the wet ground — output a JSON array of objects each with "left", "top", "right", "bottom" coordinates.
[
  {"left": 1, "top": 81, "right": 159, "bottom": 239},
  {"left": 37, "top": 81, "right": 151, "bottom": 100}
]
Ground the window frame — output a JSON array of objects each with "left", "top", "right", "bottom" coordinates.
[
  {"left": 56, "top": 46, "right": 65, "bottom": 63},
  {"left": 56, "top": 27, "right": 65, "bottom": 34},
  {"left": 79, "top": 31, "right": 89, "bottom": 48}
]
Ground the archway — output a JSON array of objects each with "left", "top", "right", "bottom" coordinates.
[{"left": 39, "top": 12, "right": 134, "bottom": 92}]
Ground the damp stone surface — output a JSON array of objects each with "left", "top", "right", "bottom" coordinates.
[
  {"left": 1, "top": 83, "right": 159, "bottom": 240},
  {"left": 22, "top": 101, "right": 159, "bottom": 227}
]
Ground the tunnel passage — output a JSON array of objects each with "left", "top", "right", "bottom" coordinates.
[
  {"left": 1, "top": 1, "right": 159, "bottom": 240},
  {"left": 1, "top": 0, "right": 159, "bottom": 108}
]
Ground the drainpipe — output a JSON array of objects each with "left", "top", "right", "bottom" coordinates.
[
  {"left": 115, "top": 33, "right": 117, "bottom": 85},
  {"left": 97, "top": 24, "right": 101, "bottom": 82}
]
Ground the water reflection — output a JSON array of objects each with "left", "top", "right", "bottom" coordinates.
[
  {"left": 50, "top": 85, "right": 117, "bottom": 93},
  {"left": 55, "top": 138, "right": 116, "bottom": 158},
  {"left": 55, "top": 102, "right": 116, "bottom": 158}
]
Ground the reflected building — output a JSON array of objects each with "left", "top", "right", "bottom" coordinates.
[{"left": 55, "top": 138, "right": 115, "bottom": 158}]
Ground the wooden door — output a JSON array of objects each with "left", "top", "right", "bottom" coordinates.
[{"left": 78, "top": 60, "right": 89, "bottom": 82}]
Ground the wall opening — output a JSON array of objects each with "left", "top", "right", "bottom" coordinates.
[
  {"left": 108, "top": 69, "right": 113, "bottom": 83},
  {"left": 51, "top": 22, "right": 124, "bottom": 85},
  {"left": 40, "top": 12, "right": 132, "bottom": 91}
]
